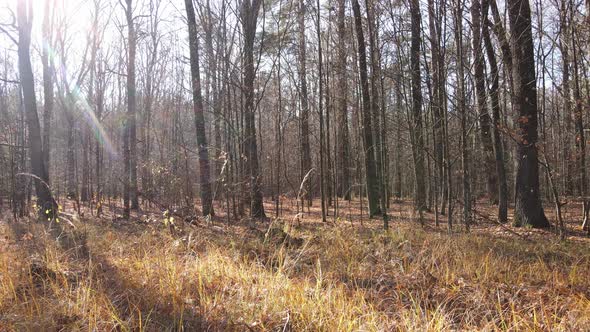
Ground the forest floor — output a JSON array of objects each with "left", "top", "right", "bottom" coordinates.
[{"left": 1, "top": 198, "right": 590, "bottom": 331}]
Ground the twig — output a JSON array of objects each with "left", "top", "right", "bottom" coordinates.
[{"left": 0, "top": 77, "right": 19, "bottom": 84}]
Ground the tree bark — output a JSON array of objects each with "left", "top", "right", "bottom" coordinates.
[
  {"left": 336, "top": 0, "right": 351, "bottom": 200},
  {"left": 482, "top": 0, "right": 508, "bottom": 223},
  {"left": 351, "top": 0, "right": 380, "bottom": 217},
  {"left": 316, "top": 0, "right": 327, "bottom": 222},
  {"left": 409, "top": 0, "right": 426, "bottom": 212},
  {"left": 559, "top": 0, "right": 574, "bottom": 195},
  {"left": 570, "top": 0, "right": 586, "bottom": 200},
  {"left": 455, "top": 0, "right": 471, "bottom": 230},
  {"left": 471, "top": 0, "right": 497, "bottom": 204},
  {"left": 427, "top": 0, "right": 445, "bottom": 215},
  {"left": 41, "top": 0, "right": 54, "bottom": 181},
  {"left": 17, "top": 0, "right": 56, "bottom": 216},
  {"left": 297, "top": 0, "right": 313, "bottom": 208},
  {"left": 508, "top": 0, "right": 549, "bottom": 228},
  {"left": 365, "top": 0, "right": 388, "bottom": 226},
  {"left": 125, "top": 0, "right": 139, "bottom": 211},
  {"left": 240, "top": 0, "right": 266, "bottom": 218},
  {"left": 185, "top": 0, "right": 215, "bottom": 216}
]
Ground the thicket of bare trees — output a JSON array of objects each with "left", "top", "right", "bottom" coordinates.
[{"left": 0, "top": 0, "right": 589, "bottom": 231}]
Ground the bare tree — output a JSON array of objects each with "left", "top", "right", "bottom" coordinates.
[
  {"left": 351, "top": 0, "right": 380, "bottom": 217},
  {"left": 409, "top": 0, "right": 426, "bottom": 212},
  {"left": 241, "top": 0, "right": 266, "bottom": 218},
  {"left": 297, "top": 0, "right": 312, "bottom": 209},
  {"left": 16, "top": 0, "right": 56, "bottom": 216},
  {"left": 454, "top": 0, "right": 471, "bottom": 229},
  {"left": 41, "top": 0, "right": 55, "bottom": 178},
  {"left": 335, "top": 0, "right": 351, "bottom": 201},
  {"left": 508, "top": 0, "right": 549, "bottom": 228},
  {"left": 482, "top": 0, "right": 508, "bottom": 223},
  {"left": 471, "top": 0, "right": 497, "bottom": 204},
  {"left": 185, "top": 0, "right": 214, "bottom": 216}
]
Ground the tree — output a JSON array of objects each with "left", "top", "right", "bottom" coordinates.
[
  {"left": 241, "top": 0, "right": 266, "bottom": 218},
  {"left": 482, "top": 0, "right": 508, "bottom": 223},
  {"left": 122, "top": 0, "right": 138, "bottom": 218},
  {"left": 567, "top": 0, "right": 587, "bottom": 227},
  {"left": 427, "top": 0, "right": 446, "bottom": 216},
  {"left": 41, "top": 0, "right": 55, "bottom": 179},
  {"left": 16, "top": 0, "right": 56, "bottom": 217},
  {"left": 297, "top": 0, "right": 312, "bottom": 208},
  {"left": 454, "top": 0, "right": 471, "bottom": 229},
  {"left": 335, "top": 0, "right": 351, "bottom": 201},
  {"left": 409, "top": 0, "right": 426, "bottom": 212},
  {"left": 471, "top": 0, "right": 497, "bottom": 204},
  {"left": 316, "top": 0, "right": 327, "bottom": 223},
  {"left": 508, "top": 0, "right": 550, "bottom": 228},
  {"left": 365, "top": 0, "right": 388, "bottom": 227},
  {"left": 185, "top": 0, "right": 214, "bottom": 216},
  {"left": 351, "top": 0, "right": 381, "bottom": 217}
]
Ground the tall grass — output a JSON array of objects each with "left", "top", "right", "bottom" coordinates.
[{"left": 0, "top": 217, "right": 589, "bottom": 331}]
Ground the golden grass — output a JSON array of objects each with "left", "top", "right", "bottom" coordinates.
[{"left": 1, "top": 211, "right": 589, "bottom": 331}]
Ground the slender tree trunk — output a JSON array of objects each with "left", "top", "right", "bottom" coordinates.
[
  {"left": 483, "top": 0, "right": 508, "bottom": 223},
  {"left": 125, "top": 0, "right": 138, "bottom": 211},
  {"left": 185, "top": 0, "right": 214, "bottom": 216},
  {"left": 41, "top": 0, "right": 54, "bottom": 181},
  {"left": 409, "top": 0, "right": 426, "bottom": 212},
  {"left": 317, "top": 0, "right": 327, "bottom": 222},
  {"left": 298, "top": 0, "right": 313, "bottom": 208},
  {"left": 336, "top": 0, "right": 351, "bottom": 201},
  {"left": 455, "top": 0, "right": 471, "bottom": 230},
  {"left": 241, "top": 0, "right": 266, "bottom": 218},
  {"left": 570, "top": 1, "right": 587, "bottom": 222},
  {"left": 351, "top": 0, "right": 380, "bottom": 217},
  {"left": 96, "top": 59, "right": 105, "bottom": 216},
  {"left": 427, "top": 0, "right": 445, "bottom": 216},
  {"left": 81, "top": 130, "right": 90, "bottom": 202},
  {"left": 471, "top": 0, "right": 497, "bottom": 204},
  {"left": 558, "top": 0, "right": 574, "bottom": 195},
  {"left": 365, "top": 0, "right": 388, "bottom": 226}
]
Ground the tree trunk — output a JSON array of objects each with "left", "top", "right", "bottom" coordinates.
[
  {"left": 41, "top": 0, "right": 54, "bottom": 181},
  {"left": 455, "top": 0, "right": 471, "bottom": 229},
  {"left": 569, "top": 0, "right": 587, "bottom": 222},
  {"left": 336, "top": 0, "right": 351, "bottom": 201},
  {"left": 427, "top": 0, "right": 445, "bottom": 215},
  {"left": 298, "top": 0, "right": 313, "bottom": 208},
  {"left": 365, "top": 0, "right": 388, "bottom": 227},
  {"left": 471, "top": 0, "right": 497, "bottom": 204},
  {"left": 316, "top": 0, "right": 327, "bottom": 222},
  {"left": 185, "top": 0, "right": 214, "bottom": 216},
  {"left": 482, "top": 0, "right": 508, "bottom": 223},
  {"left": 409, "top": 0, "right": 426, "bottom": 212},
  {"left": 559, "top": 0, "right": 574, "bottom": 195},
  {"left": 17, "top": 0, "right": 56, "bottom": 217},
  {"left": 508, "top": 0, "right": 549, "bottom": 228},
  {"left": 126, "top": 0, "right": 139, "bottom": 210},
  {"left": 351, "top": 0, "right": 380, "bottom": 217},
  {"left": 240, "top": 0, "right": 266, "bottom": 218}
]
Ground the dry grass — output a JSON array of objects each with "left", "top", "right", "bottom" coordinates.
[{"left": 1, "top": 200, "right": 589, "bottom": 331}]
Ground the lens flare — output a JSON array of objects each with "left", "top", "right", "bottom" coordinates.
[
  {"left": 69, "top": 84, "right": 118, "bottom": 158},
  {"left": 49, "top": 41, "right": 118, "bottom": 159}
]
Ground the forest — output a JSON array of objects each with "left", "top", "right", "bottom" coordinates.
[{"left": 0, "top": 0, "right": 590, "bottom": 330}]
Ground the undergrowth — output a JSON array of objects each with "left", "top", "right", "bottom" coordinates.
[{"left": 0, "top": 214, "right": 589, "bottom": 331}]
